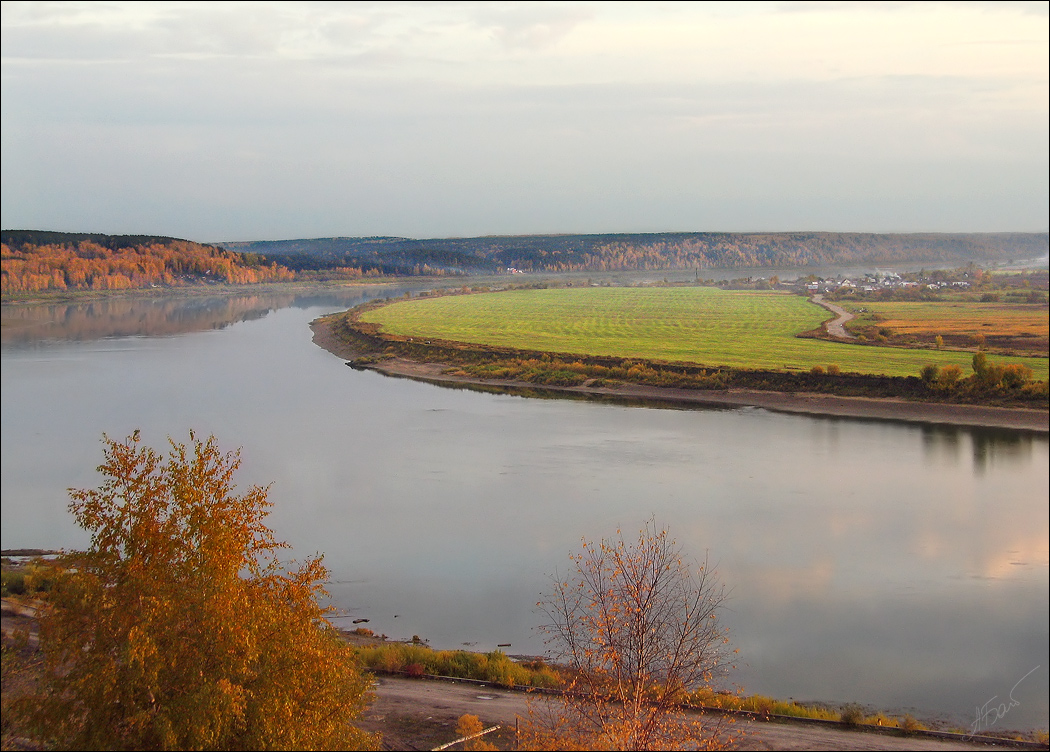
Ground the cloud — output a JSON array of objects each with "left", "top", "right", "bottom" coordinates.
[
  {"left": 470, "top": 2, "right": 592, "bottom": 50},
  {"left": 2, "top": 1, "right": 1047, "bottom": 237}
]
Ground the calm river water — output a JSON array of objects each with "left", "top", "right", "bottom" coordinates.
[{"left": 1, "top": 285, "right": 1047, "bottom": 730}]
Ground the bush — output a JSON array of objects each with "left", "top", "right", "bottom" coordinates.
[
  {"left": 920, "top": 364, "right": 940, "bottom": 385},
  {"left": 840, "top": 703, "right": 865, "bottom": 725},
  {"left": 1000, "top": 363, "right": 1033, "bottom": 389},
  {"left": 404, "top": 663, "right": 426, "bottom": 678},
  {"left": 1, "top": 570, "right": 26, "bottom": 596},
  {"left": 902, "top": 714, "right": 925, "bottom": 733},
  {"left": 937, "top": 364, "right": 963, "bottom": 389}
]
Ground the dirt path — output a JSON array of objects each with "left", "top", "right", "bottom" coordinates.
[
  {"left": 362, "top": 675, "right": 1031, "bottom": 751},
  {"left": 811, "top": 294, "right": 856, "bottom": 339}
]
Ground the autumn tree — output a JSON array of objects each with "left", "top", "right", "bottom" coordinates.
[
  {"left": 521, "top": 520, "right": 737, "bottom": 751},
  {"left": 17, "top": 431, "right": 377, "bottom": 751}
]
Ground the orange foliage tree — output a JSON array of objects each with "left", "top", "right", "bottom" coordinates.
[
  {"left": 522, "top": 520, "right": 737, "bottom": 751},
  {"left": 1, "top": 239, "right": 294, "bottom": 294},
  {"left": 16, "top": 431, "right": 377, "bottom": 751}
]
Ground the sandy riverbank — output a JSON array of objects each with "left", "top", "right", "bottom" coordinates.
[{"left": 310, "top": 319, "right": 1049, "bottom": 433}]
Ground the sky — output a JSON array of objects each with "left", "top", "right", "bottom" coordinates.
[{"left": 1, "top": 1, "right": 1048, "bottom": 242}]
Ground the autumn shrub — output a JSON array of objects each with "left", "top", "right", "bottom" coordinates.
[
  {"left": 455, "top": 715, "right": 498, "bottom": 752},
  {"left": 15, "top": 432, "right": 377, "bottom": 751},
  {"left": 826, "top": 364, "right": 841, "bottom": 375},
  {"left": 937, "top": 364, "right": 963, "bottom": 389},
  {"left": 810, "top": 365, "right": 825, "bottom": 375},
  {"left": 1000, "top": 363, "right": 1033, "bottom": 389},
  {"left": 840, "top": 703, "right": 865, "bottom": 725},
  {"left": 530, "top": 369, "right": 589, "bottom": 386},
  {"left": 404, "top": 663, "right": 426, "bottom": 678},
  {"left": 902, "top": 714, "right": 925, "bottom": 732}
]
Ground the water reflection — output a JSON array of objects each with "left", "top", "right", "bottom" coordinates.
[
  {"left": 0, "top": 285, "right": 411, "bottom": 345},
  {"left": 972, "top": 429, "right": 1036, "bottom": 474},
  {"left": 920, "top": 424, "right": 964, "bottom": 465},
  {"left": 920, "top": 424, "right": 1038, "bottom": 474}
]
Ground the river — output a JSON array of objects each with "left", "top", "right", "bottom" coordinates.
[{"left": 1, "top": 284, "right": 1046, "bottom": 730}]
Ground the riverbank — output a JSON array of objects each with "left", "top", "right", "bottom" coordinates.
[
  {"left": 310, "top": 317, "right": 1049, "bottom": 433},
  {"left": 4, "top": 599, "right": 1043, "bottom": 750}
]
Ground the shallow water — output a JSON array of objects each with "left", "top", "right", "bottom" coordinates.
[{"left": 2, "top": 287, "right": 1046, "bottom": 730}]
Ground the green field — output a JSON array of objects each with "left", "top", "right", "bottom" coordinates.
[{"left": 360, "top": 287, "right": 1049, "bottom": 380}]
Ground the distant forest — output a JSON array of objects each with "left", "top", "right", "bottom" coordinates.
[
  {"left": 3, "top": 229, "right": 1047, "bottom": 295},
  {"left": 224, "top": 231, "right": 1048, "bottom": 276},
  {"left": 1, "top": 231, "right": 294, "bottom": 294}
]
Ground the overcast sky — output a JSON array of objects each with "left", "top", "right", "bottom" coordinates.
[{"left": 1, "top": 1, "right": 1047, "bottom": 242}]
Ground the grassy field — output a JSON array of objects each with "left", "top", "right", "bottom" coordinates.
[{"left": 359, "top": 287, "right": 1049, "bottom": 380}]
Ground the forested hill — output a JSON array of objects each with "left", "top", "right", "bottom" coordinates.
[
  {"left": 222, "top": 231, "right": 1048, "bottom": 275},
  {"left": 4, "top": 230, "right": 1046, "bottom": 294},
  {"left": 2, "top": 230, "right": 294, "bottom": 294}
]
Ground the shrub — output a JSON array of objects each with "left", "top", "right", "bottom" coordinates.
[
  {"left": 810, "top": 365, "right": 825, "bottom": 375},
  {"left": 937, "top": 364, "right": 963, "bottom": 389},
  {"left": 826, "top": 364, "right": 841, "bottom": 375},
  {"left": 404, "top": 663, "right": 426, "bottom": 678},
  {"left": 456, "top": 715, "right": 498, "bottom": 752},
  {"left": 1000, "top": 363, "right": 1033, "bottom": 389},
  {"left": 902, "top": 714, "right": 925, "bottom": 732},
  {"left": 840, "top": 703, "right": 865, "bottom": 725},
  {"left": 1, "top": 570, "right": 26, "bottom": 596}
]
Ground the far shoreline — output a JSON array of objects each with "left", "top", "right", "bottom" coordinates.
[{"left": 310, "top": 317, "right": 1049, "bottom": 434}]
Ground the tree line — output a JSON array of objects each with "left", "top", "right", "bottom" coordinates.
[
  {"left": 6, "top": 230, "right": 1047, "bottom": 292},
  {"left": 226, "top": 231, "right": 1049, "bottom": 275},
  {"left": 1, "top": 233, "right": 294, "bottom": 294}
]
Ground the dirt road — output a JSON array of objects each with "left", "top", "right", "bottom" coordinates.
[
  {"left": 811, "top": 294, "right": 856, "bottom": 339},
  {"left": 361, "top": 675, "right": 1028, "bottom": 751}
]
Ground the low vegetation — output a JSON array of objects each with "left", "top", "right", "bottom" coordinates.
[
  {"left": 842, "top": 299, "right": 1047, "bottom": 356},
  {"left": 353, "top": 642, "right": 560, "bottom": 688},
  {"left": 342, "top": 632, "right": 1048, "bottom": 741}
]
